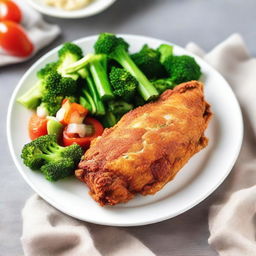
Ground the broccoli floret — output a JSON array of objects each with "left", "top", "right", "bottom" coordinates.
[
  {"left": 21, "top": 143, "right": 44, "bottom": 170},
  {"left": 163, "top": 55, "right": 201, "bottom": 84},
  {"left": 152, "top": 78, "right": 175, "bottom": 93},
  {"left": 17, "top": 43, "right": 82, "bottom": 110},
  {"left": 58, "top": 76, "right": 78, "bottom": 96},
  {"left": 100, "top": 100, "right": 133, "bottom": 128},
  {"left": 157, "top": 44, "right": 173, "bottom": 64},
  {"left": 94, "top": 33, "right": 159, "bottom": 101},
  {"left": 94, "top": 33, "right": 129, "bottom": 56},
  {"left": 39, "top": 94, "right": 78, "bottom": 117},
  {"left": 17, "top": 72, "right": 60, "bottom": 109},
  {"left": 37, "top": 62, "right": 58, "bottom": 79},
  {"left": 58, "top": 42, "right": 83, "bottom": 59},
  {"left": 40, "top": 72, "right": 78, "bottom": 98},
  {"left": 21, "top": 135, "right": 83, "bottom": 181},
  {"left": 100, "top": 111, "right": 117, "bottom": 128},
  {"left": 109, "top": 67, "right": 138, "bottom": 101},
  {"left": 131, "top": 44, "right": 166, "bottom": 79},
  {"left": 108, "top": 100, "right": 133, "bottom": 116},
  {"left": 41, "top": 159, "right": 76, "bottom": 181},
  {"left": 57, "top": 42, "right": 83, "bottom": 79},
  {"left": 17, "top": 72, "right": 78, "bottom": 110},
  {"left": 38, "top": 96, "right": 63, "bottom": 116},
  {"left": 107, "top": 100, "right": 133, "bottom": 126},
  {"left": 64, "top": 95, "right": 78, "bottom": 103}
]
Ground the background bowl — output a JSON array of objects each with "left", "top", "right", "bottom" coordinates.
[
  {"left": 7, "top": 34, "right": 243, "bottom": 226},
  {"left": 24, "top": 0, "right": 116, "bottom": 18}
]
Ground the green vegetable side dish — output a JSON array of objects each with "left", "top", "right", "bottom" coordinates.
[
  {"left": 18, "top": 33, "right": 202, "bottom": 126},
  {"left": 18, "top": 33, "right": 202, "bottom": 182},
  {"left": 21, "top": 135, "right": 83, "bottom": 181}
]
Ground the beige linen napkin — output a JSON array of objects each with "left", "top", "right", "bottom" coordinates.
[
  {"left": 187, "top": 34, "right": 256, "bottom": 256},
  {"left": 22, "top": 195, "right": 155, "bottom": 256},
  {"left": 21, "top": 34, "right": 256, "bottom": 256}
]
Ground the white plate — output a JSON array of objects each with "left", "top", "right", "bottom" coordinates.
[
  {"left": 24, "top": 0, "right": 116, "bottom": 18},
  {"left": 7, "top": 35, "right": 243, "bottom": 226}
]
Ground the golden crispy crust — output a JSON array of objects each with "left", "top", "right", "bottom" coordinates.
[{"left": 76, "top": 81, "right": 212, "bottom": 206}]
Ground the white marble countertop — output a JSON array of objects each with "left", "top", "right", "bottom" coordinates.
[{"left": 1, "top": 0, "right": 255, "bottom": 255}]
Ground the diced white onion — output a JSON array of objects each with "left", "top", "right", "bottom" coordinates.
[
  {"left": 70, "top": 111, "right": 85, "bottom": 124},
  {"left": 37, "top": 105, "right": 49, "bottom": 118},
  {"left": 56, "top": 108, "right": 66, "bottom": 122},
  {"left": 62, "top": 100, "right": 71, "bottom": 111},
  {"left": 66, "top": 123, "right": 93, "bottom": 137}
]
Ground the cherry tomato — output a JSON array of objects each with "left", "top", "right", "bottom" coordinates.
[
  {"left": 29, "top": 114, "right": 48, "bottom": 140},
  {"left": 0, "top": 0, "right": 22, "bottom": 22},
  {"left": 63, "top": 117, "right": 104, "bottom": 148},
  {"left": 0, "top": 20, "right": 33, "bottom": 57}
]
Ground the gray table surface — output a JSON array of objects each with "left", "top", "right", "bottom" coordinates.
[{"left": 0, "top": 0, "right": 255, "bottom": 255}]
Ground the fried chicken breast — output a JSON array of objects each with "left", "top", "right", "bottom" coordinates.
[{"left": 76, "top": 81, "right": 212, "bottom": 206}]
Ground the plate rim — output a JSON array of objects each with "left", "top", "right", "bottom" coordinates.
[
  {"left": 7, "top": 34, "right": 244, "bottom": 226},
  {"left": 24, "top": 0, "right": 116, "bottom": 18}
]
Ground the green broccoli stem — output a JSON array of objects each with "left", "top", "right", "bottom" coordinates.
[
  {"left": 40, "top": 142, "right": 68, "bottom": 161},
  {"left": 158, "top": 44, "right": 173, "bottom": 64},
  {"left": 78, "top": 68, "right": 106, "bottom": 115},
  {"left": 113, "top": 50, "right": 159, "bottom": 101},
  {"left": 85, "top": 74, "right": 106, "bottom": 115},
  {"left": 17, "top": 81, "right": 42, "bottom": 109},
  {"left": 64, "top": 54, "right": 113, "bottom": 101},
  {"left": 80, "top": 87, "right": 97, "bottom": 114},
  {"left": 63, "top": 53, "right": 96, "bottom": 74},
  {"left": 89, "top": 60, "right": 114, "bottom": 101},
  {"left": 57, "top": 56, "right": 79, "bottom": 80},
  {"left": 57, "top": 51, "right": 85, "bottom": 80}
]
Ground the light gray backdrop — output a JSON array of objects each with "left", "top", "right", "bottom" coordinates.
[{"left": 0, "top": 0, "right": 255, "bottom": 255}]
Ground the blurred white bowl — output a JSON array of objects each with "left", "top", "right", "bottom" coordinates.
[{"left": 24, "top": 0, "right": 116, "bottom": 18}]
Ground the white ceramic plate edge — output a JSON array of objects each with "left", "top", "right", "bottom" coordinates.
[{"left": 7, "top": 34, "right": 244, "bottom": 226}]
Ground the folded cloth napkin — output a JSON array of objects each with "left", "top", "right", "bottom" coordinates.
[
  {"left": 21, "top": 34, "right": 256, "bottom": 256},
  {"left": 0, "top": 0, "right": 60, "bottom": 67},
  {"left": 187, "top": 34, "right": 256, "bottom": 256}
]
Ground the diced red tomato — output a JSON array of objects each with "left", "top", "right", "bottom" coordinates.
[
  {"left": 63, "top": 117, "right": 104, "bottom": 148},
  {"left": 28, "top": 114, "right": 48, "bottom": 140}
]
